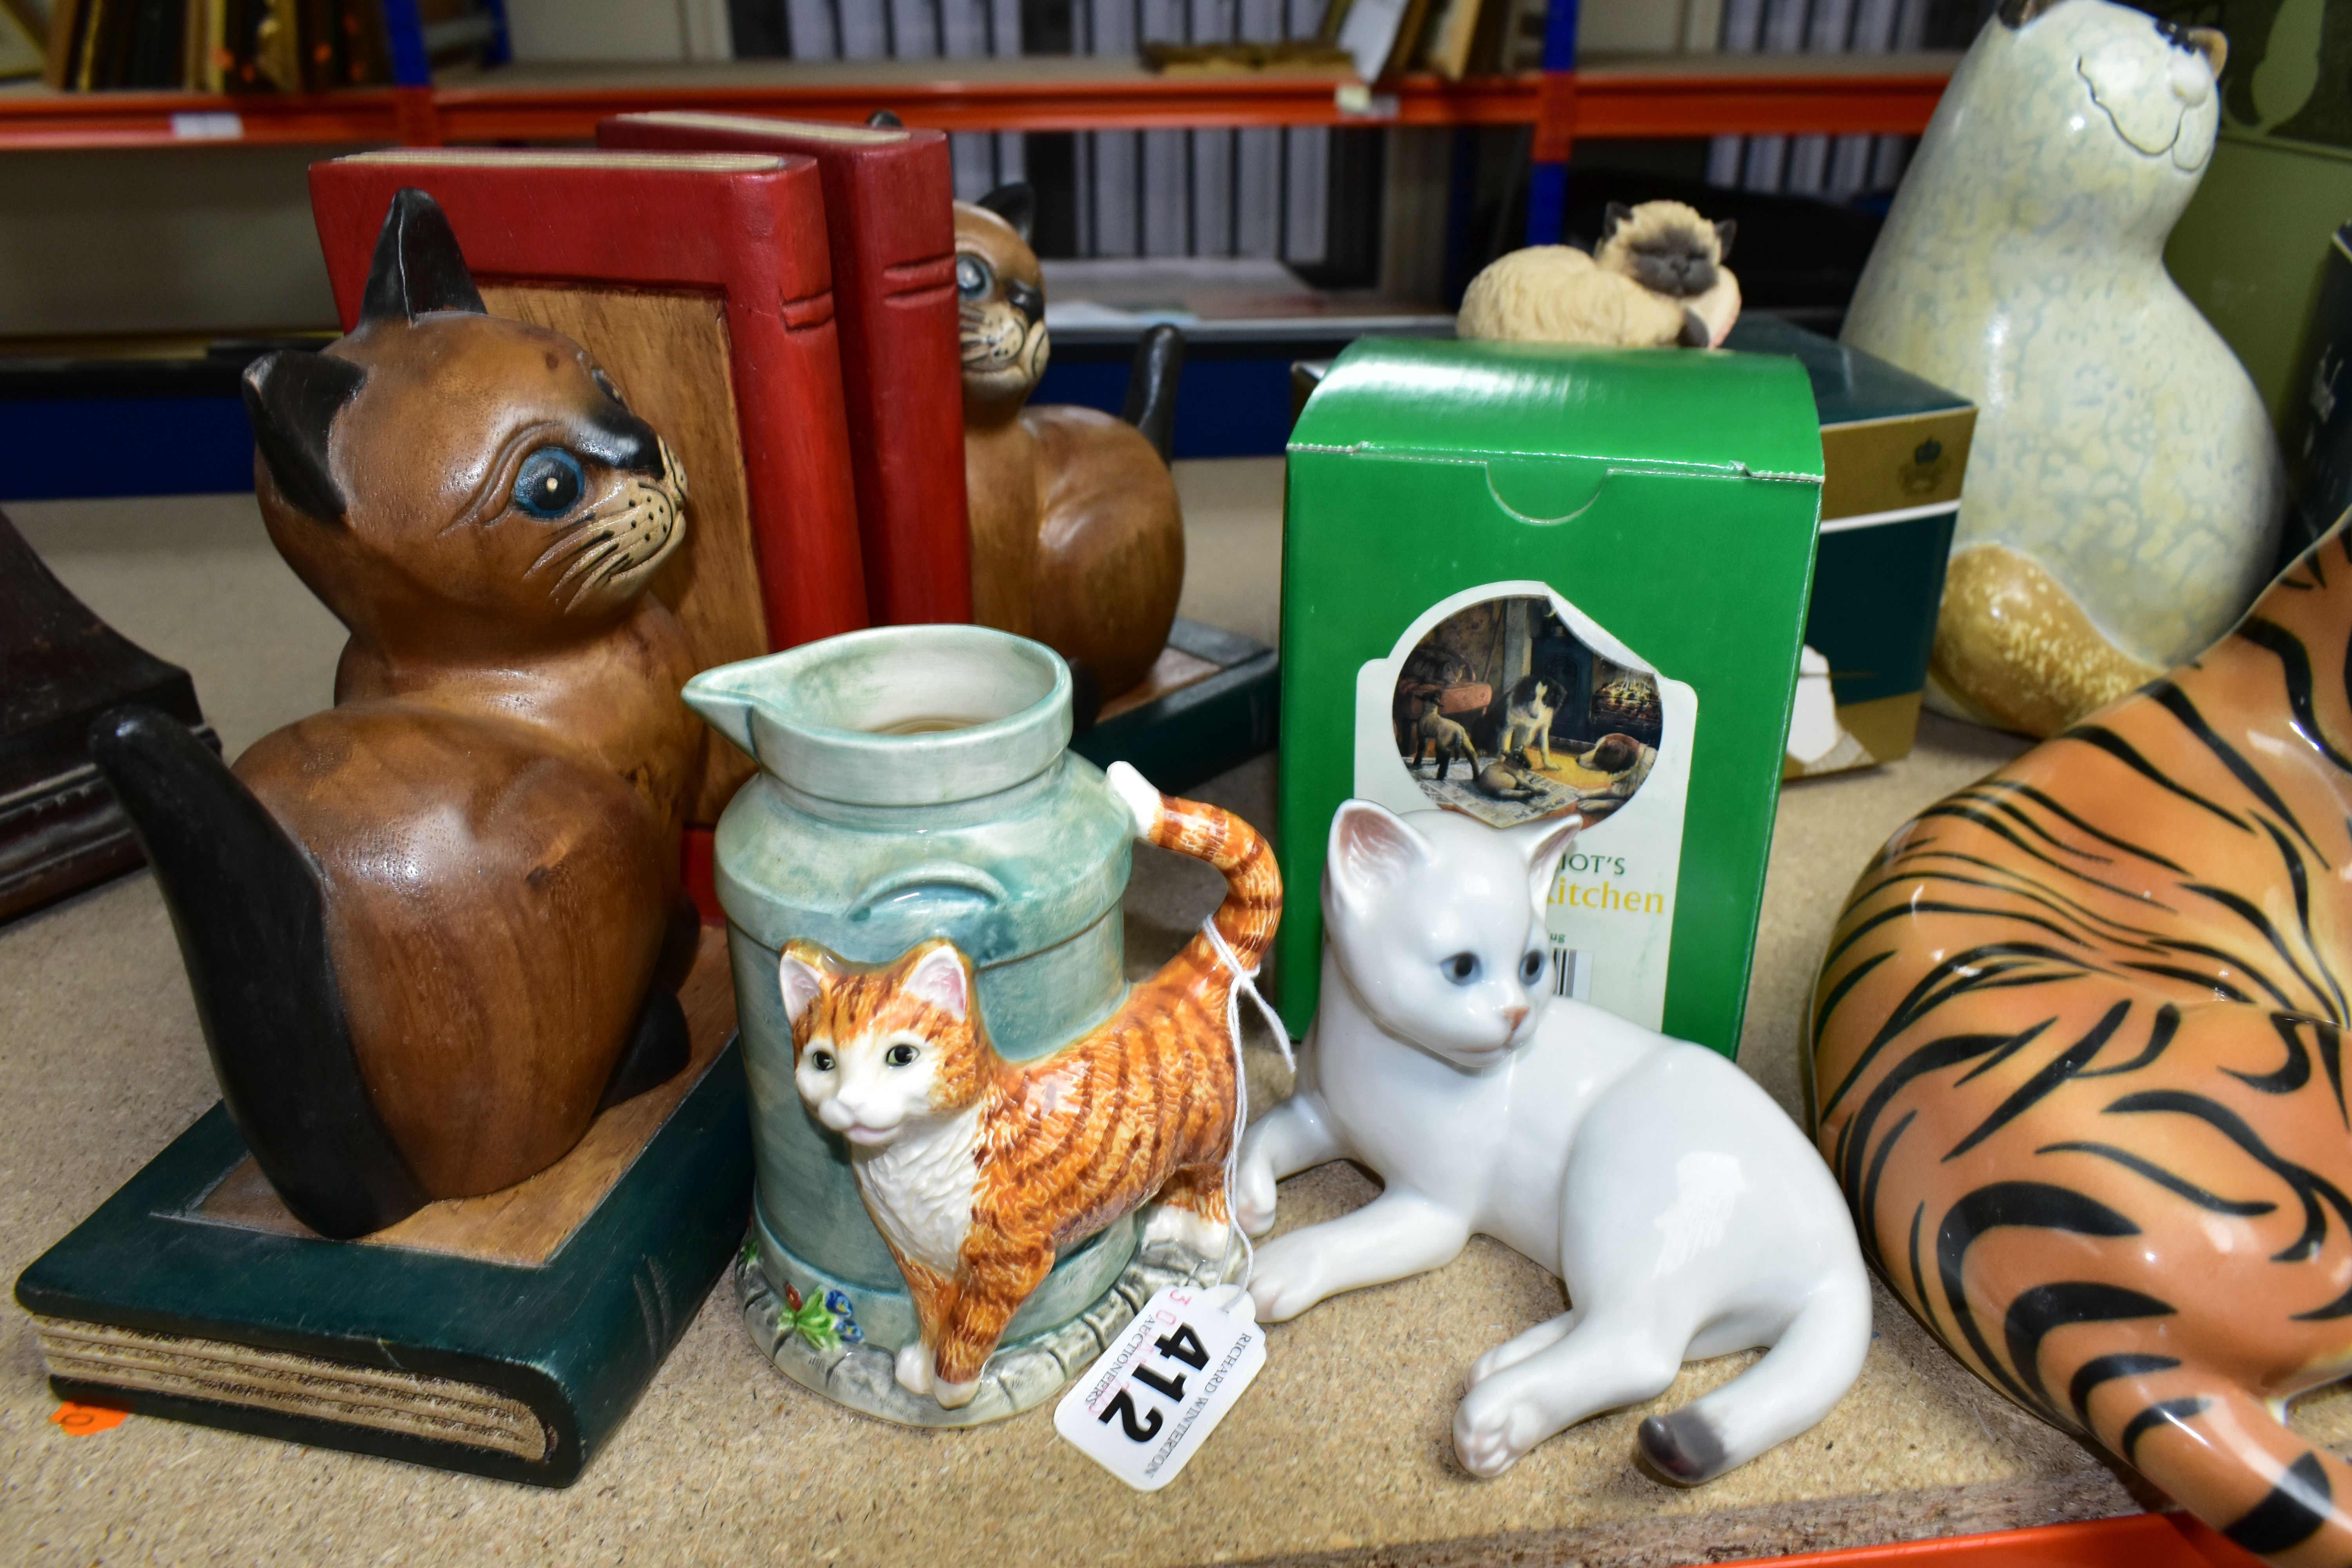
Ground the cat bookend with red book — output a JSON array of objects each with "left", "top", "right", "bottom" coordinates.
[
  {"left": 308, "top": 145, "right": 871, "bottom": 915},
  {"left": 599, "top": 111, "right": 1279, "bottom": 795},
  {"left": 13, "top": 190, "right": 753, "bottom": 1488}
]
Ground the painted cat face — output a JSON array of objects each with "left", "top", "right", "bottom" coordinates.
[
  {"left": 1323, "top": 802, "right": 1582, "bottom": 1067},
  {"left": 241, "top": 189, "right": 689, "bottom": 658},
  {"left": 1596, "top": 201, "right": 1731, "bottom": 301},
  {"left": 781, "top": 939, "right": 984, "bottom": 1147},
  {"left": 1992, "top": 0, "right": 2225, "bottom": 178},
  {"left": 953, "top": 191, "right": 1048, "bottom": 419}
]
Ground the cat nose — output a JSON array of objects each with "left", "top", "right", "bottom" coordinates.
[
  {"left": 1504, "top": 1004, "right": 1528, "bottom": 1031},
  {"left": 1005, "top": 278, "right": 1044, "bottom": 325}
]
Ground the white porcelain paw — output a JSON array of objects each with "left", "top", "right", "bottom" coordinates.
[
  {"left": 1142, "top": 1203, "right": 1231, "bottom": 1259},
  {"left": 1234, "top": 1156, "right": 1279, "bottom": 1238},
  {"left": 895, "top": 1340, "right": 934, "bottom": 1397},
  {"left": 933, "top": 1376, "right": 980, "bottom": 1410},
  {"left": 1244, "top": 1234, "right": 1331, "bottom": 1322},
  {"left": 1465, "top": 1314, "right": 1573, "bottom": 1391},
  {"left": 1454, "top": 1374, "right": 1555, "bottom": 1478}
]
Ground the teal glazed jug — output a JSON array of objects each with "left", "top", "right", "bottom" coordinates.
[{"left": 683, "top": 625, "right": 1151, "bottom": 1423}]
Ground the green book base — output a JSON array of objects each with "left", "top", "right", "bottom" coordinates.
[{"left": 15, "top": 1027, "right": 751, "bottom": 1488}]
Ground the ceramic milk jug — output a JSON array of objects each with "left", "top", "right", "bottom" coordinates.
[{"left": 684, "top": 625, "right": 1229, "bottom": 1425}]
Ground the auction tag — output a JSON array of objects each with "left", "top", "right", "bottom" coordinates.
[{"left": 1054, "top": 1285, "right": 1264, "bottom": 1492}]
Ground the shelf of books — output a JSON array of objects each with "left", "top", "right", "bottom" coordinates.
[{"left": 0, "top": 53, "right": 1956, "bottom": 151}]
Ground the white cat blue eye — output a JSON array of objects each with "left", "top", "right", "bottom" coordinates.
[
  {"left": 1521, "top": 951, "right": 1544, "bottom": 983},
  {"left": 512, "top": 448, "right": 586, "bottom": 519},
  {"left": 1443, "top": 952, "right": 1480, "bottom": 985}
]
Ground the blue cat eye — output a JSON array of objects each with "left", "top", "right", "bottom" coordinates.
[
  {"left": 956, "top": 254, "right": 992, "bottom": 299},
  {"left": 1443, "top": 952, "right": 1480, "bottom": 985},
  {"left": 1521, "top": 951, "right": 1544, "bottom": 983},
  {"left": 512, "top": 447, "right": 586, "bottom": 519}
]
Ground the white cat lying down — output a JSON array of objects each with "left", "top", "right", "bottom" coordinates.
[{"left": 1238, "top": 800, "right": 1868, "bottom": 1483}]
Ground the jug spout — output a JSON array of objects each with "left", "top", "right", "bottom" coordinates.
[{"left": 682, "top": 669, "right": 761, "bottom": 761}]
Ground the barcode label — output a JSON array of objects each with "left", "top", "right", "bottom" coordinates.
[{"left": 1550, "top": 946, "right": 1593, "bottom": 1001}]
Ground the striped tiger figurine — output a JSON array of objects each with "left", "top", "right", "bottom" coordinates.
[
  {"left": 1813, "top": 524, "right": 2352, "bottom": 1565},
  {"left": 779, "top": 761, "right": 1279, "bottom": 1410}
]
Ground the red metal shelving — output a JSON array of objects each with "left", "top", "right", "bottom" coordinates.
[{"left": 0, "top": 53, "right": 1954, "bottom": 151}]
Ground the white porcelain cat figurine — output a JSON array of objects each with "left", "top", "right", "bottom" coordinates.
[{"left": 1237, "top": 801, "right": 1869, "bottom": 1482}]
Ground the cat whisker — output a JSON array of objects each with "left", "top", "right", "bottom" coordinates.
[{"left": 530, "top": 527, "right": 615, "bottom": 577}]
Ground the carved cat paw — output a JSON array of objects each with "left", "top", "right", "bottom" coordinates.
[
  {"left": 895, "top": 1340, "right": 934, "bottom": 1397},
  {"left": 934, "top": 1376, "right": 981, "bottom": 1410}
]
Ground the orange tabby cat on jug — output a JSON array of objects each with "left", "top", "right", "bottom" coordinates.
[{"left": 778, "top": 762, "right": 1279, "bottom": 1408}]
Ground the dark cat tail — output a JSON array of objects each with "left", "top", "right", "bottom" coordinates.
[
  {"left": 1123, "top": 323, "right": 1186, "bottom": 464},
  {"left": 87, "top": 705, "right": 428, "bottom": 1240}
]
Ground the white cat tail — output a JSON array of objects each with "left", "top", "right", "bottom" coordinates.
[
  {"left": 1104, "top": 760, "right": 1163, "bottom": 841},
  {"left": 1636, "top": 1261, "right": 1872, "bottom": 1485}
]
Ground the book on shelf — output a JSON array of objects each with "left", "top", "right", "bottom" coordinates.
[
  {"left": 41, "top": 0, "right": 394, "bottom": 91},
  {"left": 599, "top": 111, "right": 975, "bottom": 629}
]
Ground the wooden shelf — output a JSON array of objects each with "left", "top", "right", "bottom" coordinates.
[{"left": 0, "top": 52, "right": 1956, "bottom": 150}]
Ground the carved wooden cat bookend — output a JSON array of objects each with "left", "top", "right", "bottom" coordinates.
[
  {"left": 957, "top": 183, "right": 1186, "bottom": 706},
  {"left": 89, "top": 188, "right": 703, "bottom": 1241}
]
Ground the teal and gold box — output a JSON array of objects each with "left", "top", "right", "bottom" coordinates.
[
  {"left": 1722, "top": 315, "right": 1975, "bottom": 777},
  {"left": 1277, "top": 338, "right": 1824, "bottom": 1055}
]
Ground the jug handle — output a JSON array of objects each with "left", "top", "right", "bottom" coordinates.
[{"left": 847, "top": 863, "right": 1010, "bottom": 921}]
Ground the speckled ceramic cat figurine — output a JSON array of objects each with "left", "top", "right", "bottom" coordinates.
[
  {"left": 957, "top": 184, "right": 1186, "bottom": 704},
  {"left": 1239, "top": 801, "right": 1869, "bottom": 1483},
  {"left": 780, "top": 761, "right": 1280, "bottom": 1408},
  {"left": 1842, "top": 0, "right": 2283, "bottom": 737},
  {"left": 87, "top": 189, "right": 701, "bottom": 1240}
]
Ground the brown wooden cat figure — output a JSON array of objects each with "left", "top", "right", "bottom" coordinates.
[
  {"left": 957, "top": 183, "right": 1186, "bottom": 707},
  {"left": 87, "top": 188, "right": 702, "bottom": 1240}
]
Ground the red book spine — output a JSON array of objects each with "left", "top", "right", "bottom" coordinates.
[
  {"left": 599, "top": 114, "right": 972, "bottom": 628},
  {"left": 307, "top": 152, "right": 869, "bottom": 651}
]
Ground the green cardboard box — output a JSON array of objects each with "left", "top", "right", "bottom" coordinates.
[
  {"left": 1276, "top": 338, "right": 1824, "bottom": 1056},
  {"left": 1722, "top": 315, "right": 1975, "bottom": 778}
]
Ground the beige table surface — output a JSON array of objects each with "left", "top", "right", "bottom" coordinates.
[{"left": 6, "top": 463, "right": 2305, "bottom": 1566}]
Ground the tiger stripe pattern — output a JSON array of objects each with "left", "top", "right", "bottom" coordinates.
[
  {"left": 788, "top": 781, "right": 1280, "bottom": 1391},
  {"left": 1812, "top": 525, "right": 2352, "bottom": 1567}
]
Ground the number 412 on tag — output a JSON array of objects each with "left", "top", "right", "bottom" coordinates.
[{"left": 1054, "top": 1285, "right": 1265, "bottom": 1492}]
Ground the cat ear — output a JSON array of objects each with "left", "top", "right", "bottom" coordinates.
[
  {"left": 1996, "top": 0, "right": 2063, "bottom": 26},
  {"left": 1602, "top": 201, "right": 1632, "bottom": 241},
  {"left": 1713, "top": 218, "right": 1737, "bottom": 261},
  {"left": 778, "top": 944, "right": 838, "bottom": 1029},
  {"left": 977, "top": 181, "right": 1035, "bottom": 244},
  {"left": 1516, "top": 813, "right": 1584, "bottom": 908},
  {"left": 360, "top": 188, "right": 486, "bottom": 327},
  {"left": 242, "top": 349, "right": 366, "bottom": 524},
  {"left": 900, "top": 941, "right": 972, "bottom": 1022},
  {"left": 1327, "top": 800, "right": 1431, "bottom": 905}
]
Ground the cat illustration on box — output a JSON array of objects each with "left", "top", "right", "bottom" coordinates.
[
  {"left": 957, "top": 183, "right": 1187, "bottom": 706},
  {"left": 88, "top": 189, "right": 702, "bottom": 1240},
  {"left": 779, "top": 762, "right": 1279, "bottom": 1408}
]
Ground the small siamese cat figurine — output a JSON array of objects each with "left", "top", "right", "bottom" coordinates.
[
  {"left": 958, "top": 183, "right": 1188, "bottom": 704},
  {"left": 88, "top": 189, "right": 701, "bottom": 1240},
  {"left": 1457, "top": 199, "right": 1740, "bottom": 349},
  {"left": 1238, "top": 801, "right": 1868, "bottom": 1483}
]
